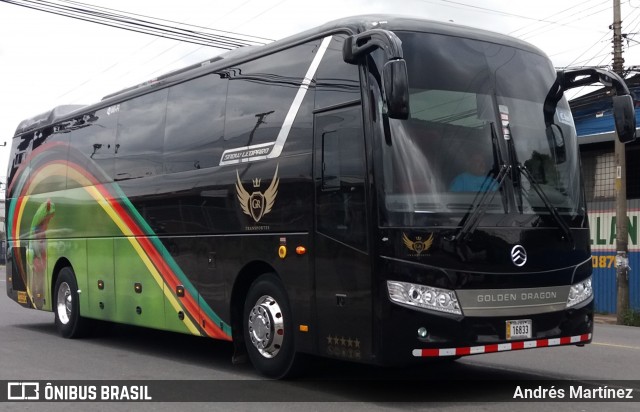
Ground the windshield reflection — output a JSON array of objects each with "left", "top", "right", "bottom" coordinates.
[{"left": 377, "top": 31, "right": 583, "bottom": 228}]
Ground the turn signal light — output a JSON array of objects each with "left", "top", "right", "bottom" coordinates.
[
  {"left": 278, "top": 245, "right": 287, "bottom": 259},
  {"left": 296, "top": 246, "right": 306, "bottom": 255}
]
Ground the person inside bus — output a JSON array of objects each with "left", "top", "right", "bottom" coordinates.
[{"left": 449, "top": 151, "right": 498, "bottom": 192}]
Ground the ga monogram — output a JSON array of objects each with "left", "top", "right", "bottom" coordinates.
[
  {"left": 236, "top": 165, "right": 280, "bottom": 223},
  {"left": 402, "top": 232, "right": 434, "bottom": 256}
]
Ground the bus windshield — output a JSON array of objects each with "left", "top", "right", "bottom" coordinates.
[{"left": 379, "top": 31, "right": 582, "bottom": 228}]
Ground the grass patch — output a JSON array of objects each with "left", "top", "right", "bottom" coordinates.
[{"left": 621, "top": 309, "right": 640, "bottom": 327}]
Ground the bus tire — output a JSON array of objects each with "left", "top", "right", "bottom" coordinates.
[
  {"left": 243, "top": 273, "right": 300, "bottom": 378},
  {"left": 54, "top": 267, "right": 89, "bottom": 339}
]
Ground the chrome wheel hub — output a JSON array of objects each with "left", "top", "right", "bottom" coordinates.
[
  {"left": 56, "top": 282, "right": 72, "bottom": 325},
  {"left": 247, "top": 295, "right": 284, "bottom": 358}
]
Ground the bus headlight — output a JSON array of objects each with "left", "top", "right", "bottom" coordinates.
[
  {"left": 566, "top": 277, "right": 593, "bottom": 308},
  {"left": 387, "top": 281, "right": 462, "bottom": 315}
]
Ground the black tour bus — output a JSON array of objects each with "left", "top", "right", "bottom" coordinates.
[{"left": 6, "top": 15, "right": 636, "bottom": 378}]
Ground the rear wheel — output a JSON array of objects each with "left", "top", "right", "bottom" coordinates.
[
  {"left": 54, "top": 267, "right": 89, "bottom": 338},
  {"left": 243, "top": 273, "right": 300, "bottom": 378}
]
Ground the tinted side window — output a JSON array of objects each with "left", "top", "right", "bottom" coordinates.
[
  {"left": 164, "top": 74, "right": 227, "bottom": 173},
  {"left": 315, "top": 34, "right": 361, "bottom": 110},
  {"left": 223, "top": 40, "right": 321, "bottom": 152},
  {"left": 7, "top": 133, "right": 32, "bottom": 198},
  {"left": 6, "top": 129, "right": 55, "bottom": 197},
  {"left": 115, "top": 90, "right": 168, "bottom": 181},
  {"left": 67, "top": 107, "right": 118, "bottom": 186},
  {"left": 315, "top": 105, "right": 367, "bottom": 251},
  {"left": 28, "top": 124, "right": 70, "bottom": 194}
]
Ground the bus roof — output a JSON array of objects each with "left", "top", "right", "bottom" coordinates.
[{"left": 14, "top": 14, "right": 547, "bottom": 137}]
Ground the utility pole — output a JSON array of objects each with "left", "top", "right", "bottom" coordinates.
[{"left": 613, "top": 0, "right": 630, "bottom": 325}]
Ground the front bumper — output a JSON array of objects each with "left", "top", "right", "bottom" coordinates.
[
  {"left": 377, "top": 298, "right": 593, "bottom": 365},
  {"left": 412, "top": 332, "right": 591, "bottom": 358}
]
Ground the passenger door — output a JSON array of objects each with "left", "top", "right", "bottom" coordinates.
[{"left": 314, "top": 104, "right": 372, "bottom": 362}]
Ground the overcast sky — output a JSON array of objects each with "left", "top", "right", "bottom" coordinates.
[{"left": 1, "top": 0, "right": 638, "bottom": 190}]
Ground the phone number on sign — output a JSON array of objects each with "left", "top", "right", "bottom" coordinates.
[{"left": 592, "top": 255, "right": 615, "bottom": 269}]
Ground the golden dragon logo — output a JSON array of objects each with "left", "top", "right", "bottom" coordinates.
[
  {"left": 402, "top": 232, "right": 434, "bottom": 256},
  {"left": 236, "top": 165, "right": 279, "bottom": 223}
]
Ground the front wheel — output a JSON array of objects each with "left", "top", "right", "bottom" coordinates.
[
  {"left": 243, "top": 274, "right": 300, "bottom": 378},
  {"left": 54, "top": 267, "right": 90, "bottom": 338}
]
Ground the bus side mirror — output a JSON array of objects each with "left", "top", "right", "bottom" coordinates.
[
  {"left": 344, "top": 29, "right": 410, "bottom": 119},
  {"left": 383, "top": 60, "right": 410, "bottom": 120},
  {"left": 612, "top": 95, "right": 637, "bottom": 143},
  {"left": 548, "top": 68, "right": 636, "bottom": 143}
]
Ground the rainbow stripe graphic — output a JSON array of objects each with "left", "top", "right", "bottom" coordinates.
[{"left": 7, "top": 142, "right": 232, "bottom": 341}]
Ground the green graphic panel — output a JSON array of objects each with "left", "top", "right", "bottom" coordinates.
[
  {"left": 164, "top": 283, "right": 193, "bottom": 335},
  {"left": 52, "top": 187, "right": 123, "bottom": 238},
  {"left": 86, "top": 238, "right": 116, "bottom": 320},
  {"left": 20, "top": 177, "right": 197, "bottom": 335},
  {"left": 114, "top": 238, "right": 166, "bottom": 330},
  {"left": 24, "top": 186, "right": 121, "bottom": 313}
]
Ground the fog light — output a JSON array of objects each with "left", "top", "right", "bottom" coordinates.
[{"left": 417, "top": 327, "right": 428, "bottom": 338}]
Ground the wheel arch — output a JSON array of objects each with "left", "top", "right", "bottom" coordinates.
[
  {"left": 50, "top": 257, "right": 72, "bottom": 308},
  {"left": 230, "top": 261, "right": 279, "bottom": 349}
]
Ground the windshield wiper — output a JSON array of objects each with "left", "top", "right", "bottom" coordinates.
[
  {"left": 454, "top": 163, "right": 510, "bottom": 243},
  {"left": 504, "top": 119, "right": 573, "bottom": 244},
  {"left": 504, "top": 124, "right": 524, "bottom": 213},
  {"left": 452, "top": 122, "right": 509, "bottom": 243},
  {"left": 518, "top": 164, "right": 574, "bottom": 244}
]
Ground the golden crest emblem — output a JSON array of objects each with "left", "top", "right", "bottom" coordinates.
[
  {"left": 236, "top": 165, "right": 279, "bottom": 223},
  {"left": 402, "top": 232, "right": 434, "bottom": 256}
]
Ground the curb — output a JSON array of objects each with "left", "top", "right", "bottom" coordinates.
[{"left": 594, "top": 314, "right": 617, "bottom": 325}]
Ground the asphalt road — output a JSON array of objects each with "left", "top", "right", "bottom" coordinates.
[{"left": 0, "top": 265, "right": 638, "bottom": 411}]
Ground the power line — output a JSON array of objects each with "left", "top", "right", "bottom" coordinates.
[
  {"left": 421, "top": 0, "right": 609, "bottom": 35},
  {"left": 558, "top": 4, "right": 640, "bottom": 71},
  {"left": 564, "top": 52, "right": 612, "bottom": 67},
  {"left": 54, "top": 0, "right": 263, "bottom": 102},
  {"left": 563, "top": 5, "right": 640, "bottom": 98},
  {"left": 623, "top": 4, "right": 640, "bottom": 42},
  {"left": 142, "top": 0, "right": 291, "bottom": 79},
  {"left": 562, "top": 29, "right": 612, "bottom": 68},
  {"left": 518, "top": 2, "right": 611, "bottom": 40},
  {"left": 419, "top": 0, "right": 619, "bottom": 75},
  {"left": 508, "top": 0, "right": 604, "bottom": 36},
  {"left": 57, "top": 0, "right": 273, "bottom": 43},
  {"left": 2, "top": 0, "right": 273, "bottom": 103},
  {"left": 566, "top": 30, "right": 631, "bottom": 96},
  {"left": 435, "top": 0, "right": 558, "bottom": 22},
  {"left": 144, "top": 0, "right": 289, "bottom": 80},
  {"left": 2, "top": 0, "right": 228, "bottom": 48},
  {"left": 1, "top": 0, "right": 272, "bottom": 49}
]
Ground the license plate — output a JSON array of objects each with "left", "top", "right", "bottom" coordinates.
[{"left": 506, "top": 319, "right": 532, "bottom": 340}]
